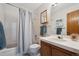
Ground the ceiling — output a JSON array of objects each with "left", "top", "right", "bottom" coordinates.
[{"left": 12, "top": 3, "right": 43, "bottom": 11}]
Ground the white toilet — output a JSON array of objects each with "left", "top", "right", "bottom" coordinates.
[{"left": 29, "top": 44, "right": 40, "bottom": 56}]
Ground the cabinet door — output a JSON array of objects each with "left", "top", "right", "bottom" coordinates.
[
  {"left": 52, "top": 48, "right": 69, "bottom": 56},
  {"left": 40, "top": 41, "right": 52, "bottom": 56},
  {"left": 67, "top": 10, "right": 79, "bottom": 35},
  {"left": 52, "top": 45, "right": 78, "bottom": 56}
]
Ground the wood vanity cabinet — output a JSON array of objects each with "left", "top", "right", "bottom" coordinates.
[
  {"left": 40, "top": 41, "right": 52, "bottom": 56},
  {"left": 40, "top": 41, "right": 78, "bottom": 56}
]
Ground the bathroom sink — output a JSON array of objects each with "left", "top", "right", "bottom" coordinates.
[
  {"left": 48, "top": 37, "right": 66, "bottom": 42},
  {"left": 54, "top": 38, "right": 66, "bottom": 41}
]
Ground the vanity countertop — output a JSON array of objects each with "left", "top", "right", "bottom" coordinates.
[{"left": 40, "top": 35, "right": 79, "bottom": 54}]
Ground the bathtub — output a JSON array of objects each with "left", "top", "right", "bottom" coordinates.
[{"left": 0, "top": 47, "right": 17, "bottom": 56}]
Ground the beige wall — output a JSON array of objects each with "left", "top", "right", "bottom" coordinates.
[
  {"left": 51, "top": 3, "right": 79, "bottom": 35},
  {"left": 32, "top": 3, "right": 52, "bottom": 43},
  {"left": 33, "top": 3, "right": 79, "bottom": 43}
]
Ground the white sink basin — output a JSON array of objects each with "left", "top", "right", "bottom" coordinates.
[{"left": 48, "top": 37, "right": 66, "bottom": 42}]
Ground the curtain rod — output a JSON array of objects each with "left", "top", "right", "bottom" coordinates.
[
  {"left": 6, "top": 3, "right": 19, "bottom": 8},
  {"left": 6, "top": 3, "right": 32, "bottom": 13},
  {"left": 6, "top": 3, "right": 25, "bottom": 10}
]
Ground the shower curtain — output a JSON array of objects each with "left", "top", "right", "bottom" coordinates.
[{"left": 17, "top": 8, "right": 32, "bottom": 55}]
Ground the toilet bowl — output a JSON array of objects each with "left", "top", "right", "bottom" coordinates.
[{"left": 29, "top": 44, "right": 40, "bottom": 56}]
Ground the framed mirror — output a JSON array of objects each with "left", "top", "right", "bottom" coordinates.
[{"left": 40, "top": 10, "right": 48, "bottom": 24}]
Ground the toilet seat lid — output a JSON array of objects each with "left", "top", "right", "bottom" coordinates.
[{"left": 30, "top": 44, "right": 40, "bottom": 48}]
